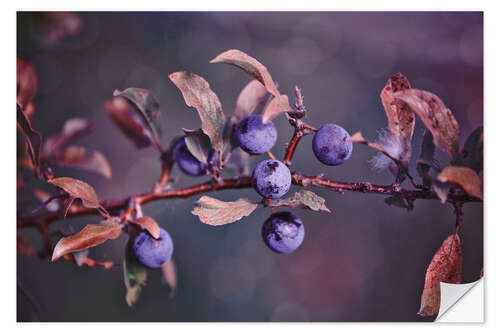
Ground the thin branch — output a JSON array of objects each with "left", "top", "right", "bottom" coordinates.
[{"left": 17, "top": 172, "right": 481, "bottom": 235}]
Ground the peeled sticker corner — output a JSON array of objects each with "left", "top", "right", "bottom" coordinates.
[{"left": 436, "top": 278, "right": 484, "bottom": 322}]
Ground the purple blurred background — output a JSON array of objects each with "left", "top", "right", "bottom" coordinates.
[{"left": 17, "top": 12, "right": 483, "bottom": 322}]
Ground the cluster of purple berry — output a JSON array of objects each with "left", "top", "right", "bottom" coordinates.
[
  {"left": 237, "top": 115, "right": 353, "bottom": 254},
  {"left": 132, "top": 115, "right": 353, "bottom": 268}
]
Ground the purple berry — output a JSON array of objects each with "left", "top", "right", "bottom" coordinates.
[
  {"left": 174, "top": 138, "right": 215, "bottom": 177},
  {"left": 262, "top": 212, "right": 304, "bottom": 254},
  {"left": 312, "top": 123, "right": 353, "bottom": 165},
  {"left": 252, "top": 159, "right": 291, "bottom": 199},
  {"left": 132, "top": 227, "right": 173, "bottom": 269},
  {"left": 236, "top": 115, "right": 277, "bottom": 155}
]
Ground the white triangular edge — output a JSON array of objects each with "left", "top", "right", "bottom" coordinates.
[{"left": 436, "top": 278, "right": 484, "bottom": 322}]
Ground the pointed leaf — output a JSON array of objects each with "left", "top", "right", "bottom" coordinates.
[
  {"left": 182, "top": 129, "right": 212, "bottom": 164},
  {"left": 48, "top": 177, "right": 102, "bottom": 209},
  {"left": 49, "top": 146, "right": 112, "bottom": 179},
  {"left": 113, "top": 88, "right": 161, "bottom": 150},
  {"left": 271, "top": 190, "right": 331, "bottom": 212},
  {"left": 17, "top": 105, "right": 42, "bottom": 168},
  {"left": 17, "top": 58, "right": 39, "bottom": 109},
  {"left": 233, "top": 79, "right": 268, "bottom": 122},
  {"left": 51, "top": 219, "right": 122, "bottom": 261},
  {"left": 192, "top": 196, "right": 258, "bottom": 226},
  {"left": 105, "top": 97, "right": 155, "bottom": 149},
  {"left": 169, "top": 72, "right": 226, "bottom": 154},
  {"left": 124, "top": 239, "right": 147, "bottom": 307},
  {"left": 394, "top": 89, "right": 460, "bottom": 157},
  {"left": 437, "top": 166, "right": 483, "bottom": 200},
  {"left": 129, "top": 216, "right": 160, "bottom": 239},
  {"left": 210, "top": 49, "right": 280, "bottom": 97},
  {"left": 225, "top": 147, "right": 251, "bottom": 176},
  {"left": 380, "top": 73, "right": 414, "bottom": 161},
  {"left": 262, "top": 94, "right": 292, "bottom": 124},
  {"left": 161, "top": 258, "right": 177, "bottom": 298},
  {"left": 418, "top": 234, "right": 462, "bottom": 316}
]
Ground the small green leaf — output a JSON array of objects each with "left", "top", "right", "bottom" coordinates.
[
  {"left": 123, "top": 239, "right": 147, "bottom": 307},
  {"left": 182, "top": 129, "right": 212, "bottom": 165}
]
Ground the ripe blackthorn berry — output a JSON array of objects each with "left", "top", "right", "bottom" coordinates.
[
  {"left": 132, "top": 227, "right": 174, "bottom": 269},
  {"left": 174, "top": 138, "right": 214, "bottom": 177},
  {"left": 262, "top": 211, "right": 304, "bottom": 254},
  {"left": 312, "top": 123, "right": 353, "bottom": 165},
  {"left": 236, "top": 115, "right": 277, "bottom": 155},
  {"left": 252, "top": 159, "right": 291, "bottom": 199}
]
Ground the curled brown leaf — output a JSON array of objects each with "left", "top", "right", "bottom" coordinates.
[
  {"left": 48, "top": 177, "right": 102, "bottom": 209},
  {"left": 169, "top": 71, "right": 226, "bottom": 154},
  {"left": 437, "top": 166, "right": 483, "bottom": 200},
  {"left": 394, "top": 89, "right": 460, "bottom": 157},
  {"left": 261, "top": 94, "right": 292, "bottom": 124},
  {"left": 418, "top": 234, "right": 462, "bottom": 316},
  {"left": 52, "top": 219, "right": 122, "bottom": 261},
  {"left": 380, "top": 73, "right": 414, "bottom": 161},
  {"left": 210, "top": 49, "right": 280, "bottom": 97},
  {"left": 129, "top": 216, "right": 160, "bottom": 239},
  {"left": 105, "top": 97, "right": 155, "bottom": 149}
]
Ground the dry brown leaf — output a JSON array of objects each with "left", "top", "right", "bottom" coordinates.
[
  {"left": 52, "top": 219, "right": 122, "bottom": 261},
  {"left": 161, "top": 258, "right": 177, "bottom": 297},
  {"left": 210, "top": 49, "right": 280, "bottom": 97},
  {"left": 271, "top": 190, "right": 331, "bottom": 212},
  {"left": 50, "top": 146, "right": 112, "bottom": 179},
  {"left": 105, "top": 97, "right": 155, "bottom": 149},
  {"left": 169, "top": 71, "right": 226, "bottom": 154},
  {"left": 113, "top": 88, "right": 162, "bottom": 150},
  {"left": 437, "top": 166, "right": 483, "bottom": 200},
  {"left": 129, "top": 216, "right": 160, "bottom": 239},
  {"left": 192, "top": 196, "right": 258, "bottom": 226},
  {"left": 17, "top": 58, "right": 39, "bottom": 109},
  {"left": 43, "top": 118, "right": 92, "bottom": 155},
  {"left": 48, "top": 177, "right": 101, "bottom": 208},
  {"left": 380, "top": 73, "right": 414, "bottom": 161},
  {"left": 394, "top": 89, "right": 460, "bottom": 157},
  {"left": 261, "top": 94, "right": 292, "bottom": 124},
  {"left": 418, "top": 233, "right": 462, "bottom": 316},
  {"left": 233, "top": 79, "right": 268, "bottom": 122}
]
